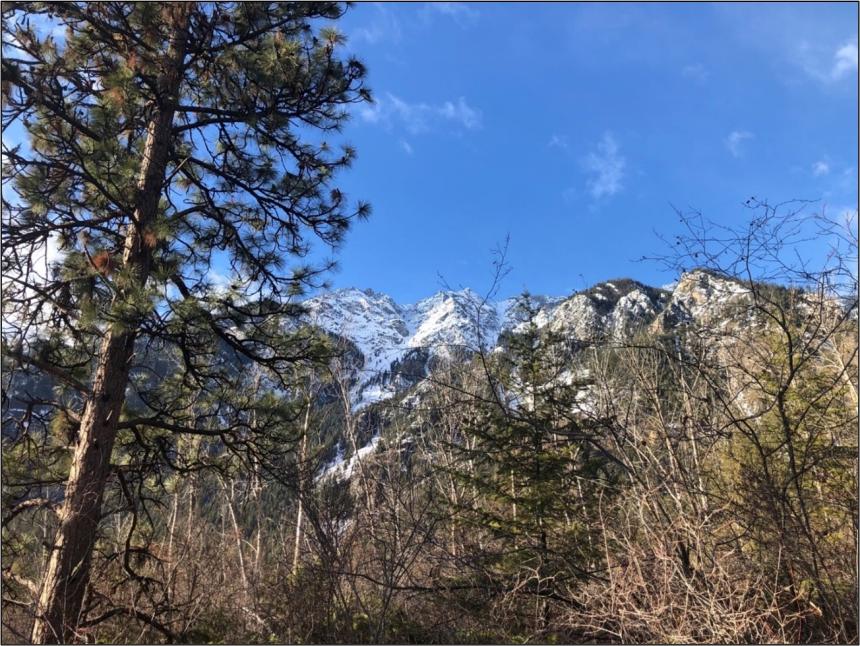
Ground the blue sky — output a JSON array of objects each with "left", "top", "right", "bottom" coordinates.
[
  {"left": 4, "top": 4, "right": 857, "bottom": 303},
  {"left": 313, "top": 2, "right": 858, "bottom": 301}
]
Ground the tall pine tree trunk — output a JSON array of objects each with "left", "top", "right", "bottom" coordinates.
[{"left": 31, "top": 8, "right": 190, "bottom": 642}]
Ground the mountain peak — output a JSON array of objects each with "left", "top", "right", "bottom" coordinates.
[{"left": 301, "top": 274, "right": 748, "bottom": 408}]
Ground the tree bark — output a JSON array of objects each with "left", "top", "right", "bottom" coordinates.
[
  {"left": 292, "top": 394, "right": 311, "bottom": 578},
  {"left": 221, "top": 478, "right": 250, "bottom": 597},
  {"left": 30, "top": 8, "right": 191, "bottom": 642}
]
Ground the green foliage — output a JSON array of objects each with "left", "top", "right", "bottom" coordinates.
[
  {"left": 1, "top": 3, "right": 371, "bottom": 640},
  {"left": 446, "top": 295, "right": 613, "bottom": 600}
]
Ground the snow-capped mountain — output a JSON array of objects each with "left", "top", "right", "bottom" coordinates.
[
  {"left": 533, "top": 278, "right": 669, "bottom": 340},
  {"left": 299, "top": 274, "right": 730, "bottom": 409},
  {"left": 303, "top": 287, "right": 505, "bottom": 406},
  {"left": 303, "top": 269, "right": 780, "bottom": 480},
  {"left": 651, "top": 269, "right": 750, "bottom": 331}
]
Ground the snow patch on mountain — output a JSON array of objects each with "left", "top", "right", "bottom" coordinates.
[
  {"left": 304, "top": 288, "right": 407, "bottom": 377},
  {"left": 318, "top": 433, "right": 382, "bottom": 482},
  {"left": 406, "top": 288, "right": 500, "bottom": 355},
  {"left": 652, "top": 269, "right": 750, "bottom": 332},
  {"left": 301, "top": 272, "right": 753, "bottom": 411},
  {"left": 297, "top": 269, "right": 829, "bottom": 479},
  {"left": 303, "top": 287, "right": 508, "bottom": 407}
]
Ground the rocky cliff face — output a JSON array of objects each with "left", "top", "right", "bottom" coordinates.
[
  {"left": 651, "top": 269, "right": 750, "bottom": 332},
  {"left": 536, "top": 279, "right": 669, "bottom": 341},
  {"left": 303, "top": 287, "right": 503, "bottom": 406},
  {"left": 300, "top": 270, "right": 753, "bottom": 409}
]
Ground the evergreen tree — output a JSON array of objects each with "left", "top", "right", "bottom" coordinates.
[
  {"left": 449, "top": 295, "right": 615, "bottom": 626},
  {"left": 1, "top": 3, "right": 369, "bottom": 642}
]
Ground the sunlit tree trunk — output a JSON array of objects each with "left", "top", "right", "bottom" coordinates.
[
  {"left": 292, "top": 394, "right": 312, "bottom": 578},
  {"left": 30, "top": 8, "right": 191, "bottom": 641}
]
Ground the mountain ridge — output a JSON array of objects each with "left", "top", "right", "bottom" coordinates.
[{"left": 300, "top": 269, "right": 752, "bottom": 408}]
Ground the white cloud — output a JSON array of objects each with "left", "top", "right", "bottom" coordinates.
[
  {"left": 389, "top": 94, "right": 432, "bottom": 133},
  {"left": 812, "top": 160, "right": 830, "bottom": 177},
  {"left": 359, "top": 100, "right": 385, "bottom": 124},
  {"left": 717, "top": 6, "right": 857, "bottom": 87},
  {"left": 438, "top": 97, "right": 481, "bottom": 129},
  {"left": 425, "top": 2, "right": 480, "bottom": 25},
  {"left": 351, "top": 4, "right": 402, "bottom": 46},
  {"left": 359, "top": 93, "right": 482, "bottom": 134},
  {"left": 831, "top": 39, "right": 858, "bottom": 80},
  {"left": 681, "top": 63, "right": 709, "bottom": 81},
  {"left": 399, "top": 139, "right": 414, "bottom": 155},
  {"left": 794, "top": 37, "right": 858, "bottom": 83},
  {"left": 548, "top": 134, "right": 569, "bottom": 150},
  {"left": 582, "top": 132, "right": 625, "bottom": 200},
  {"left": 725, "top": 130, "right": 754, "bottom": 158}
]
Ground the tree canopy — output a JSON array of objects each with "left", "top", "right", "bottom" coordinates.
[{"left": 2, "top": 3, "right": 370, "bottom": 641}]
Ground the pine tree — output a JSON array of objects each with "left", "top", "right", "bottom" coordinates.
[
  {"left": 1, "top": 3, "right": 369, "bottom": 642},
  {"left": 449, "top": 295, "right": 615, "bottom": 625}
]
